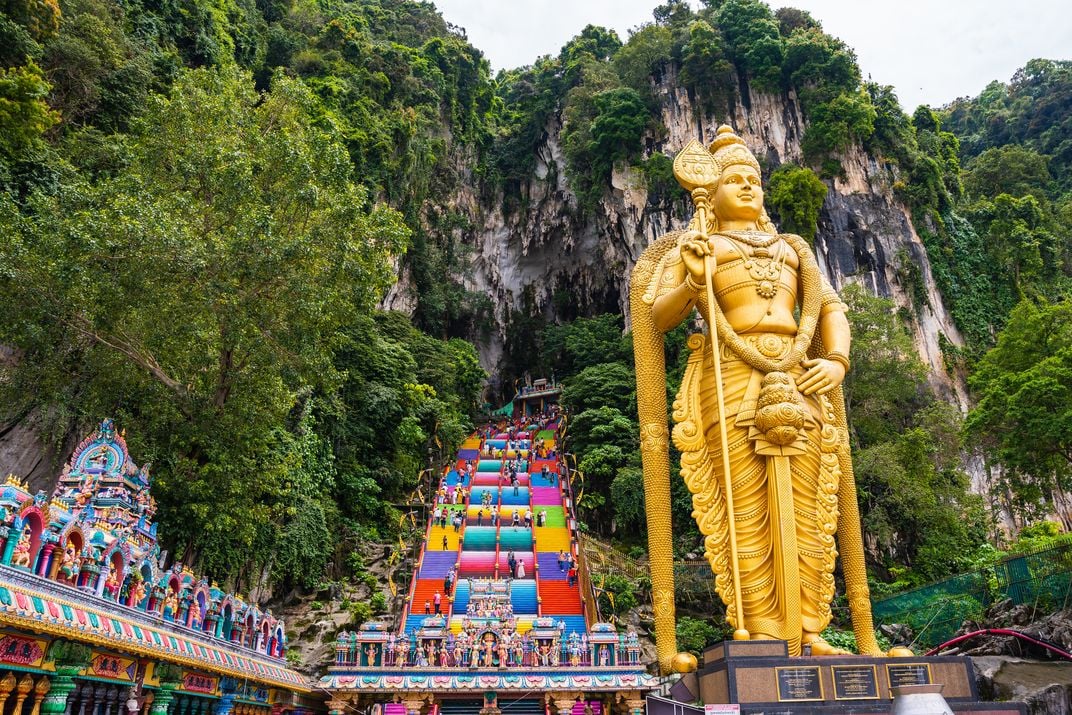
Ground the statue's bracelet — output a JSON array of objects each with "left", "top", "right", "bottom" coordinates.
[
  {"left": 684, "top": 273, "right": 705, "bottom": 293},
  {"left": 826, "top": 351, "right": 851, "bottom": 371}
]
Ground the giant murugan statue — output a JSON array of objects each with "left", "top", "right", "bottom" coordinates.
[{"left": 631, "top": 126, "right": 883, "bottom": 673}]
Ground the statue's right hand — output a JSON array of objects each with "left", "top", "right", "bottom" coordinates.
[{"left": 679, "top": 231, "right": 711, "bottom": 289}]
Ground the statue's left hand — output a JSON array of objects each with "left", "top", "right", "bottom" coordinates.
[{"left": 797, "top": 358, "right": 846, "bottom": 395}]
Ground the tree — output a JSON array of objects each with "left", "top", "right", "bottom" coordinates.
[
  {"left": 542, "top": 314, "right": 631, "bottom": 376},
  {"left": 0, "top": 61, "right": 57, "bottom": 158},
  {"left": 678, "top": 19, "right": 734, "bottom": 106},
  {"left": 967, "top": 193, "right": 1056, "bottom": 288},
  {"left": 716, "top": 0, "right": 783, "bottom": 90},
  {"left": 561, "top": 363, "right": 637, "bottom": 416},
  {"left": 801, "top": 90, "right": 876, "bottom": 164},
  {"left": 855, "top": 404, "right": 988, "bottom": 580},
  {"left": 766, "top": 164, "right": 827, "bottom": 241},
  {"left": 613, "top": 24, "right": 672, "bottom": 95},
  {"left": 841, "top": 285, "right": 930, "bottom": 447},
  {"left": 0, "top": 66, "right": 409, "bottom": 582},
  {"left": 963, "top": 145, "right": 1053, "bottom": 201},
  {"left": 967, "top": 298, "right": 1072, "bottom": 526},
  {"left": 610, "top": 466, "right": 645, "bottom": 534}
]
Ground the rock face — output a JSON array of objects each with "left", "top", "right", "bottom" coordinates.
[
  {"left": 974, "top": 657, "right": 1072, "bottom": 715},
  {"left": 384, "top": 66, "right": 967, "bottom": 403}
]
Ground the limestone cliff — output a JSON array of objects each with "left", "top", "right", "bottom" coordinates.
[{"left": 384, "top": 66, "right": 967, "bottom": 404}]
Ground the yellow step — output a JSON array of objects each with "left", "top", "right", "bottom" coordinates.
[
  {"left": 462, "top": 438, "right": 481, "bottom": 449},
  {"left": 428, "top": 526, "right": 462, "bottom": 550},
  {"left": 534, "top": 526, "right": 571, "bottom": 552}
]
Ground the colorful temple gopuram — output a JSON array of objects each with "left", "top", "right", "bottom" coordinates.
[
  {"left": 320, "top": 409, "right": 659, "bottom": 715},
  {"left": 0, "top": 420, "right": 315, "bottom": 715}
]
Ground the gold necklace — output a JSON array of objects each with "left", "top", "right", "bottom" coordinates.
[
  {"left": 724, "top": 235, "right": 787, "bottom": 299},
  {"left": 722, "top": 229, "right": 780, "bottom": 248}
]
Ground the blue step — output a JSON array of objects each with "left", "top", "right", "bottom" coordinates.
[
  {"left": 453, "top": 579, "right": 470, "bottom": 613},
  {"left": 501, "top": 487, "right": 529, "bottom": 506},
  {"left": 439, "top": 700, "right": 484, "bottom": 715},
  {"left": 403, "top": 614, "right": 425, "bottom": 636},
  {"left": 462, "top": 526, "right": 497, "bottom": 551},
  {"left": 510, "top": 581, "right": 538, "bottom": 614},
  {"left": 469, "top": 486, "right": 499, "bottom": 504},
  {"left": 445, "top": 470, "right": 460, "bottom": 486},
  {"left": 545, "top": 615, "right": 587, "bottom": 638},
  {"left": 499, "top": 527, "right": 533, "bottom": 551},
  {"left": 529, "top": 473, "right": 557, "bottom": 488}
]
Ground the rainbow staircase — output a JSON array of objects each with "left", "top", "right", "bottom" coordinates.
[
  {"left": 398, "top": 422, "right": 592, "bottom": 641},
  {"left": 322, "top": 414, "right": 658, "bottom": 705}
]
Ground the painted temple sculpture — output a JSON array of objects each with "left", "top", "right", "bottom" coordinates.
[
  {"left": 0, "top": 419, "right": 286, "bottom": 659},
  {"left": 631, "top": 126, "right": 887, "bottom": 672}
]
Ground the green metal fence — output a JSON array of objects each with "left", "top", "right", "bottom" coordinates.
[{"left": 873, "top": 537, "right": 1072, "bottom": 649}]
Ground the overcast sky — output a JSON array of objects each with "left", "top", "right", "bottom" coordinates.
[{"left": 432, "top": 0, "right": 1072, "bottom": 110}]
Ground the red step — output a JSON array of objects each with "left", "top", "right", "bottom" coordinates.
[
  {"left": 410, "top": 579, "right": 446, "bottom": 615},
  {"left": 537, "top": 581, "right": 583, "bottom": 615}
]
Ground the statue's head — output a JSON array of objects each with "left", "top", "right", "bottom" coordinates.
[{"left": 706, "top": 125, "right": 776, "bottom": 232}]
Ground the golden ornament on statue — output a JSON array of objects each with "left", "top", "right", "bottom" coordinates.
[
  {"left": 630, "top": 125, "right": 881, "bottom": 673},
  {"left": 670, "top": 652, "right": 698, "bottom": 674}
]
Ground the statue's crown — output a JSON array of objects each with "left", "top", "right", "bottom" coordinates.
[{"left": 708, "top": 125, "right": 761, "bottom": 174}]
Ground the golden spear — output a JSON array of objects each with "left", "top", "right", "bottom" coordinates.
[{"left": 672, "top": 140, "right": 750, "bottom": 641}]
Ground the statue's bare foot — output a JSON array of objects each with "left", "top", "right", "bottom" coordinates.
[{"left": 802, "top": 632, "right": 851, "bottom": 656}]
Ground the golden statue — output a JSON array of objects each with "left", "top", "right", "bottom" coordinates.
[{"left": 630, "top": 126, "right": 882, "bottom": 673}]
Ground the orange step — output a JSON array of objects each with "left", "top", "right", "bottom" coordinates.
[
  {"left": 410, "top": 579, "right": 447, "bottom": 615},
  {"left": 537, "top": 581, "right": 583, "bottom": 615}
]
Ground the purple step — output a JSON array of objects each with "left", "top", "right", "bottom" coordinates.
[
  {"left": 537, "top": 552, "right": 567, "bottom": 579},
  {"left": 419, "top": 551, "right": 458, "bottom": 579},
  {"left": 458, "top": 448, "right": 479, "bottom": 460}
]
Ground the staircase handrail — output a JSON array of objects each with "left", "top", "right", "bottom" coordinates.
[
  {"left": 397, "top": 468, "right": 438, "bottom": 633},
  {"left": 555, "top": 438, "right": 599, "bottom": 628}
]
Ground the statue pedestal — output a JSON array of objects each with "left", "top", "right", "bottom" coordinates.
[{"left": 696, "top": 640, "right": 1026, "bottom": 714}]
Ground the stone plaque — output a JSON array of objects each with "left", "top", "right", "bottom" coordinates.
[
  {"left": 775, "top": 666, "right": 823, "bottom": 702},
  {"left": 886, "top": 663, "right": 932, "bottom": 688},
  {"left": 832, "top": 664, "right": 879, "bottom": 700}
]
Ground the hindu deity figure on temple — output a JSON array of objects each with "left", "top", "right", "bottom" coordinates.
[
  {"left": 102, "top": 565, "right": 121, "bottom": 599},
  {"left": 11, "top": 532, "right": 31, "bottom": 568},
  {"left": 58, "top": 546, "right": 79, "bottom": 583},
  {"left": 631, "top": 126, "right": 883, "bottom": 669}
]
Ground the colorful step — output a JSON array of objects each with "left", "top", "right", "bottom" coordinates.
[
  {"left": 499, "top": 527, "right": 533, "bottom": 551},
  {"left": 461, "top": 526, "right": 497, "bottom": 551},
  {"left": 458, "top": 551, "right": 496, "bottom": 576},
  {"left": 496, "top": 551, "right": 534, "bottom": 577},
  {"left": 531, "top": 486, "right": 561, "bottom": 506},
  {"left": 419, "top": 550, "right": 458, "bottom": 579},
  {"left": 549, "top": 615, "right": 588, "bottom": 638},
  {"left": 536, "top": 552, "right": 568, "bottom": 579},
  {"left": 538, "top": 581, "right": 584, "bottom": 615},
  {"left": 510, "top": 580, "right": 538, "bottom": 613},
  {"left": 428, "top": 526, "right": 461, "bottom": 551},
  {"left": 534, "top": 526, "right": 571, "bottom": 552},
  {"left": 501, "top": 487, "right": 530, "bottom": 506}
]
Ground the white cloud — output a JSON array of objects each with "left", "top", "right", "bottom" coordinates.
[{"left": 433, "top": 0, "right": 1072, "bottom": 109}]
